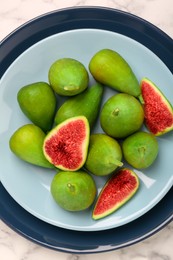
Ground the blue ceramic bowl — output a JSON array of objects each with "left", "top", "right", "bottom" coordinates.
[{"left": 0, "top": 7, "right": 173, "bottom": 253}]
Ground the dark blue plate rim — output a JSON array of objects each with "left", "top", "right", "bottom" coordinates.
[{"left": 0, "top": 6, "right": 173, "bottom": 254}]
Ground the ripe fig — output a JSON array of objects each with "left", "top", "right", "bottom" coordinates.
[
  {"left": 43, "top": 116, "right": 90, "bottom": 171},
  {"left": 9, "top": 124, "right": 54, "bottom": 168},
  {"left": 139, "top": 78, "right": 173, "bottom": 136},
  {"left": 122, "top": 131, "right": 159, "bottom": 169},
  {"left": 54, "top": 83, "right": 103, "bottom": 128},
  {"left": 92, "top": 168, "right": 139, "bottom": 220},
  {"left": 100, "top": 93, "right": 144, "bottom": 139},
  {"left": 51, "top": 170, "right": 97, "bottom": 211},
  {"left": 17, "top": 82, "right": 57, "bottom": 132},
  {"left": 89, "top": 49, "right": 140, "bottom": 97},
  {"left": 85, "top": 134, "right": 123, "bottom": 176},
  {"left": 48, "top": 58, "right": 89, "bottom": 96}
]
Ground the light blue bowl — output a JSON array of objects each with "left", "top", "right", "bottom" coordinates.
[{"left": 0, "top": 11, "right": 173, "bottom": 233}]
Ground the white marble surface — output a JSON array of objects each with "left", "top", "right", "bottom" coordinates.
[{"left": 0, "top": 0, "right": 173, "bottom": 259}]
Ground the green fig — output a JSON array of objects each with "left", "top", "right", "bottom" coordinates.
[
  {"left": 17, "top": 82, "right": 57, "bottom": 132},
  {"left": 9, "top": 124, "right": 54, "bottom": 168},
  {"left": 100, "top": 93, "right": 144, "bottom": 139},
  {"left": 85, "top": 134, "right": 123, "bottom": 176},
  {"left": 122, "top": 131, "right": 159, "bottom": 169},
  {"left": 51, "top": 170, "right": 96, "bottom": 211},
  {"left": 54, "top": 83, "right": 103, "bottom": 128},
  {"left": 48, "top": 58, "right": 89, "bottom": 96},
  {"left": 89, "top": 49, "right": 140, "bottom": 97}
]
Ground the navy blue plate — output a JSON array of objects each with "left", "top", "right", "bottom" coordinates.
[{"left": 0, "top": 7, "right": 173, "bottom": 254}]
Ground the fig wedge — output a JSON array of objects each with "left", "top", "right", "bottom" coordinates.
[
  {"left": 140, "top": 78, "right": 173, "bottom": 136},
  {"left": 92, "top": 168, "right": 139, "bottom": 220}
]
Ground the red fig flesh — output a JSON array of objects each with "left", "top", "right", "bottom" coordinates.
[
  {"left": 43, "top": 116, "right": 90, "bottom": 171},
  {"left": 92, "top": 168, "right": 139, "bottom": 220},
  {"left": 140, "top": 78, "right": 173, "bottom": 136}
]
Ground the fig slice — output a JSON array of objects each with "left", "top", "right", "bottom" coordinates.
[
  {"left": 140, "top": 78, "right": 173, "bottom": 136},
  {"left": 92, "top": 168, "right": 139, "bottom": 220},
  {"left": 43, "top": 116, "right": 90, "bottom": 171}
]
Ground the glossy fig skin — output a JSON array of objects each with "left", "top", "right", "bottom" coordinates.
[
  {"left": 9, "top": 124, "right": 54, "bottom": 168},
  {"left": 54, "top": 83, "right": 103, "bottom": 128},
  {"left": 89, "top": 49, "right": 140, "bottom": 97}
]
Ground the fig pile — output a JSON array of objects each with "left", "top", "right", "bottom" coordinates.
[{"left": 9, "top": 49, "right": 173, "bottom": 221}]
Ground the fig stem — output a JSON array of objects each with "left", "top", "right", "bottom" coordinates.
[
  {"left": 64, "top": 85, "right": 79, "bottom": 91},
  {"left": 112, "top": 108, "right": 119, "bottom": 116},
  {"left": 67, "top": 183, "right": 75, "bottom": 192},
  {"left": 138, "top": 94, "right": 144, "bottom": 104},
  {"left": 138, "top": 146, "right": 146, "bottom": 157},
  {"left": 109, "top": 159, "right": 123, "bottom": 167}
]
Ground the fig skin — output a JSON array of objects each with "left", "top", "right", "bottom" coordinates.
[
  {"left": 17, "top": 82, "right": 57, "bottom": 132},
  {"left": 51, "top": 170, "right": 97, "bottom": 211},
  {"left": 54, "top": 83, "right": 103, "bottom": 128},
  {"left": 9, "top": 124, "right": 54, "bottom": 169},
  {"left": 122, "top": 131, "right": 159, "bottom": 169},
  {"left": 100, "top": 93, "right": 144, "bottom": 139},
  {"left": 48, "top": 58, "right": 89, "bottom": 96},
  {"left": 85, "top": 134, "right": 123, "bottom": 176},
  {"left": 89, "top": 49, "right": 140, "bottom": 97}
]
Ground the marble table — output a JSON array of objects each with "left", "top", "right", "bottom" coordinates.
[{"left": 0, "top": 1, "right": 173, "bottom": 259}]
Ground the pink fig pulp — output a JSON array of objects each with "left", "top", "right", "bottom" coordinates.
[
  {"left": 92, "top": 168, "right": 139, "bottom": 220},
  {"left": 140, "top": 78, "right": 173, "bottom": 136},
  {"left": 43, "top": 116, "right": 90, "bottom": 171}
]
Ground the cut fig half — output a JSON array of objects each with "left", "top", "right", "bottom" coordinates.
[
  {"left": 139, "top": 78, "right": 173, "bottom": 136},
  {"left": 92, "top": 168, "right": 139, "bottom": 220},
  {"left": 43, "top": 116, "right": 90, "bottom": 171}
]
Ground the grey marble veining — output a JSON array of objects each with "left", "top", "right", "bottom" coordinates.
[{"left": 0, "top": 0, "right": 173, "bottom": 259}]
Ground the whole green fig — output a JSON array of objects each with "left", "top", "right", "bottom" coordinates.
[
  {"left": 89, "top": 49, "right": 140, "bottom": 97},
  {"left": 9, "top": 124, "right": 54, "bottom": 168}
]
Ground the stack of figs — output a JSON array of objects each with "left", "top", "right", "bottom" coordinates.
[{"left": 9, "top": 49, "right": 173, "bottom": 220}]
